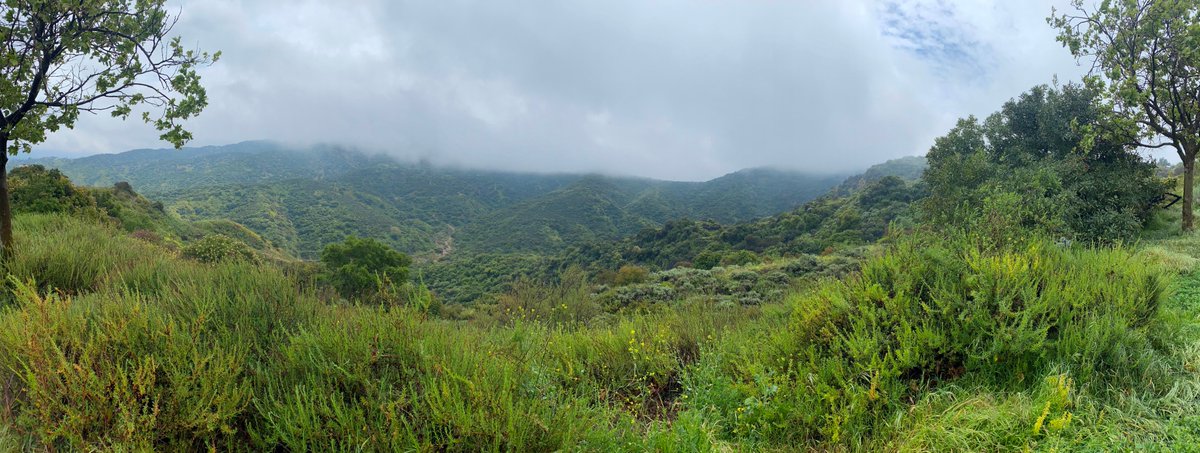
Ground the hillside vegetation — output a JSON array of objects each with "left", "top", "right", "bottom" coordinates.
[
  {"left": 5, "top": 0, "right": 1200, "bottom": 449},
  {"left": 36, "top": 141, "right": 848, "bottom": 259},
  {"left": 0, "top": 208, "right": 1197, "bottom": 451},
  {"left": 4, "top": 165, "right": 281, "bottom": 259},
  {"left": 420, "top": 156, "right": 926, "bottom": 304}
]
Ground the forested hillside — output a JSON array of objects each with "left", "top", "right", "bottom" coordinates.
[
  {"left": 26, "top": 141, "right": 392, "bottom": 193},
  {"left": 421, "top": 156, "right": 927, "bottom": 303},
  {"left": 36, "top": 141, "right": 848, "bottom": 258},
  {"left": 564, "top": 156, "right": 928, "bottom": 271}
]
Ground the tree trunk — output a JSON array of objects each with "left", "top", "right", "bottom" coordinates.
[
  {"left": 0, "top": 139, "right": 11, "bottom": 257},
  {"left": 1185, "top": 157, "right": 1196, "bottom": 232}
]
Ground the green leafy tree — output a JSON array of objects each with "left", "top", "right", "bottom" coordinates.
[
  {"left": 1051, "top": 0, "right": 1200, "bottom": 230},
  {"left": 320, "top": 236, "right": 412, "bottom": 300},
  {"left": 0, "top": 1, "right": 217, "bottom": 253},
  {"left": 924, "top": 84, "right": 1162, "bottom": 243},
  {"left": 719, "top": 249, "right": 760, "bottom": 267}
]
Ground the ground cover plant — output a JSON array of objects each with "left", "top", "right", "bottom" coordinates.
[{"left": 0, "top": 208, "right": 1197, "bottom": 451}]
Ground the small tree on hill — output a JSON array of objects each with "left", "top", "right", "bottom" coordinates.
[
  {"left": 0, "top": 1, "right": 217, "bottom": 254},
  {"left": 1051, "top": 0, "right": 1200, "bottom": 231},
  {"left": 321, "top": 236, "right": 412, "bottom": 300}
]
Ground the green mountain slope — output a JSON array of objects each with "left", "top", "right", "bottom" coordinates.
[
  {"left": 38, "top": 141, "right": 849, "bottom": 258},
  {"left": 454, "top": 168, "right": 850, "bottom": 254},
  {"left": 28, "top": 141, "right": 391, "bottom": 194},
  {"left": 422, "top": 157, "right": 927, "bottom": 302},
  {"left": 829, "top": 155, "right": 926, "bottom": 196},
  {"left": 561, "top": 156, "right": 928, "bottom": 271},
  {"left": 5, "top": 164, "right": 286, "bottom": 260},
  {"left": 455, "top": 176, "right": 658, "bottom": 254}
]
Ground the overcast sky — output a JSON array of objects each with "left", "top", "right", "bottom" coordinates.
[{"left": 34, "top": 0, "right": 1091, "bottom": 181}]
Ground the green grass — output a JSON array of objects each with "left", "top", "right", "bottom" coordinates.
[{"left": 1, "top": 213, "right": 1199, "bottom": 451}]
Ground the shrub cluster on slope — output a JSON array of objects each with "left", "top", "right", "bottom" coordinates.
[{"left": 8, "top": 164, "right": 282, "bottom": 261}]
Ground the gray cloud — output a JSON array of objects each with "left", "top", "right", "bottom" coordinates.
[{"left": 35, "top": 0, "right": 1090, "bottom": 181}]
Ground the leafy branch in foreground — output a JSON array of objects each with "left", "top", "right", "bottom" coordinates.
[
  {"left": 1051, "top": 0, "right": 1200, "bottom": 230},
  {"left": 0, "top": 0, "right": 217, "bottom": 253}
]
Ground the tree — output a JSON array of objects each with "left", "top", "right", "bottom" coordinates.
[
  {"left": 0, "top": 1, "right": 217, "bottom": 253},
  {"left": 1051, "top": 0, "right": 1200, "bottom": 230},
  {"left": 923, "top": 83, "right": 1163, "bottom": 243},
  {"left": 320, "top": 236, "right": 412, "bottom": 300}
]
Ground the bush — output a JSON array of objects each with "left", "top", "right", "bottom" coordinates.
[
  {"left": 693, "top": 250, "right": 722, "bottom": 270},
  {"left": 0, "top": 281, "right": 251, "bottom": 451},
  {"left": 8, "top": 165, "right": 97, "bottom": 215},
  {"left": 720, "top": 250, "right": 760, "bottom": 267},
  {"left": 130, "top": 228, "right": 164, "bottom": 245},
  {"left": 0, "top": 213, "right": 323, "bottom": 450},
  {"left": 320, "top": 236, "right": 411, "bottom": 301},
  {"left": 600, "top": 283, "right": 677, "bottom": 310},
  {"left": 485, "top": 267, "right": 599, "bottom": 327},
  {"left": 613, "top": 264, "right": 649, "bottom": 286},
  {"left": 782, "top": 255, "right": 819, "bottom": 276},
  {"left": 4, "top": 214, "right": 175, "bottom": 296},
  {"left": 686, "top": 231, "right": 1171, "bottom": 446},
  {"left": 181, "top": 234, "right": 259, "bottom": 264}
]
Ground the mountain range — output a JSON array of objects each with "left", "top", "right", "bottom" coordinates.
[{"left": 28, "top": 141, "right": 854, "bottom": 259}]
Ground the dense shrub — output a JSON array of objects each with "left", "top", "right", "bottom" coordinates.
[
  {"left": 0, "top": 282, "right": 251, "bottom": 451},
  {"left": 485, "top": 267, "right": 599, "bottom": 326},
  {"left": 683, "top": 232, "right": 1173, "bottom": 447},
  {"left": 0, "top": 213, "right": 764, "bottom": 450},
  {"left": 592, "top": 253, "right": 864, "bottom": 310},
  {"left": 319, "top": 235, "right": 411, "bottom": 300},
  {"left": 692, "top": 250, "right": 722, "bottom": 270},
  {"left": 8, "top": 165, "right": 106, "bottom": 220},
  {"left": 422, "top": 252, "right": 556, "bottom": 304},
  {"left": 719, "top": 250, "right": 760, "bottom": 267},
  {"left": 613, "top": 264, "right": 649, "bottom": 285},
  {"left": 4, "top": 214, "right": 173, "bottom": 296},
  {"left": 182, "top": 234, "right": 259, "bottom": 264},
  {"left": 0, "top": 214, "right": 323, "bottom": 450}
]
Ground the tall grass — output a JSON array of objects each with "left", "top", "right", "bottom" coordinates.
[
  {"left": 0, "top": 213, "right": 1197, "bottom": 450},
  {"left": 0, "top": 214, "right": 760, "bottom": 450},
  {"left": 676, "top": 232, "right": 1192, "bottom": 450}
]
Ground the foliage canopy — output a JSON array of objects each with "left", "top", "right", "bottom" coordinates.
[
  {"left": 320, "top": 235, "right": 412, "bottom": 300},
  {"left": 923, "top": 83, "right": 1163, "bottom": 243},
  {"left": 1051, "top": 0, "right": 1200, "bottom": 230}
]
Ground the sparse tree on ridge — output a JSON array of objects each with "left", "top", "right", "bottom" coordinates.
[
  {"left": 0, "top": 0, "right": 217, "bottom": 254},
  {"left": 1051, "top": 0, "right": 1200, "bottom": 231}
]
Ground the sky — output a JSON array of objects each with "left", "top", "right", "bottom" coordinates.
[{"left": 34, "top": 0, "right": 1093, "bottom": 181}]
